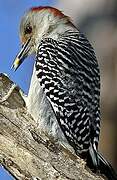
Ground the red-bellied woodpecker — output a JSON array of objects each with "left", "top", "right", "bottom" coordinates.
[{"left": 12, "top": 6, "right": 117, "bottom": 179}]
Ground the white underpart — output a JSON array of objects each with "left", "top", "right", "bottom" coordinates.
[{"left": 26, "top": 65, "right": 74, "bottom": 152}]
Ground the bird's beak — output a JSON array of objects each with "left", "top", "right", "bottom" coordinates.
[{"left": 12, "top": 38, "right": 31, "bottom": 71}]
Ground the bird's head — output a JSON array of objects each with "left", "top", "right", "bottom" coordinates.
[{"left": 12, "top": 6, "right": 73, "bottom": 70}]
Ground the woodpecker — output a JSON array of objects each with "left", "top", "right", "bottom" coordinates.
[{"left": 12, "top": 6, "right": 117, "bottom": 179}]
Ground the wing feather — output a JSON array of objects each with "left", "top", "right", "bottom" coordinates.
[{"left": 35, "top": 31, "right": 100, "bottom": 153}]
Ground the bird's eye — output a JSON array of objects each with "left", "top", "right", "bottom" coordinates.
[{"left": 25, "top": 25, "right": 32, "bottom": 34}]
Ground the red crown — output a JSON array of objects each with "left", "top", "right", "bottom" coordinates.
[{"left": 31, "top": 6, "right": 65, "bottom": 18}]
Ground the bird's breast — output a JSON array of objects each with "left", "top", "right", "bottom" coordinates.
[{"left": 26, "top": 66, "right": 70, "bottom": 146}]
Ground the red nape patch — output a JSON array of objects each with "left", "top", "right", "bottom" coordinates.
[{"left": 31, "top": 6, "right": 65, "bottom": 18}]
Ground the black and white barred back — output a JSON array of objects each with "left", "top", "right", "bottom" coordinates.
[
  {"left": 35, "top": 30, "right": 100, "bottom": 155},
  {"left": 35, "top": 30, "right": 117, "bottom": 179}
]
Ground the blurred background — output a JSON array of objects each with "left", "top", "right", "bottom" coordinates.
[{"left": 0, "top": 0, "right": 117, "bottom": 179}]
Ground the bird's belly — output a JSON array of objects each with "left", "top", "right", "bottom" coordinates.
[{"left": 26, "top": 67, "right": 71, "bottom": 148}]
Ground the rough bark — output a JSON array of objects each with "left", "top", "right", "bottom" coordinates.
[{"left": 0, "top": 73, "right": 105, "bottom": 180}]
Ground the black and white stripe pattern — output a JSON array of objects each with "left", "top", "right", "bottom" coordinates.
[{"left": 35, "top": 30, "right": 100, "bottom": 155}]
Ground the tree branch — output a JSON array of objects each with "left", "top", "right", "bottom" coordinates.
[{"left": 0, "top": 73, "right": 104, "bottom": 180}]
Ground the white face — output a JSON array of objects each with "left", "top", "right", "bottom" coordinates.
[
  {"left": 12, "top": 8, "right": 70, "bottom": 70},
  {"left": 20, "top": 11, "right": 37, "bottom": 47},
  {"left": 19, "top": 10, "right": 52, "bottom": 56},
  {"left": 12, "top": 9, "right": 59, "bottom": 70},
  {"left": 20, "top": 10, "right": 53, "bottom": 44},
  {"left": 20, "top": 9, "right": 69, "bottom": 46}
]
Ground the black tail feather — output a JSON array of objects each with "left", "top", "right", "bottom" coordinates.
[
  {"left": 86, "top": 146, "right": 117, "bottom": 180},
  {"left": 97, "top": 153, "right": 117, "bottom": 180}
]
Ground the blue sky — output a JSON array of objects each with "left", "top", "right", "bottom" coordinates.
[
  {"left": 0, "top": 0, "right": 55, "bottom": 179},
  {"left": 0, "top": 167, "right": 13, "bottom": 180}
]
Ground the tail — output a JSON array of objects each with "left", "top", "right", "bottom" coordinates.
[
  {"left": 97, "top": 153, "right": 117, "bottom": 180},
  {"left": 86, "top": 145, "right": 117, "bottom": 180}
]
